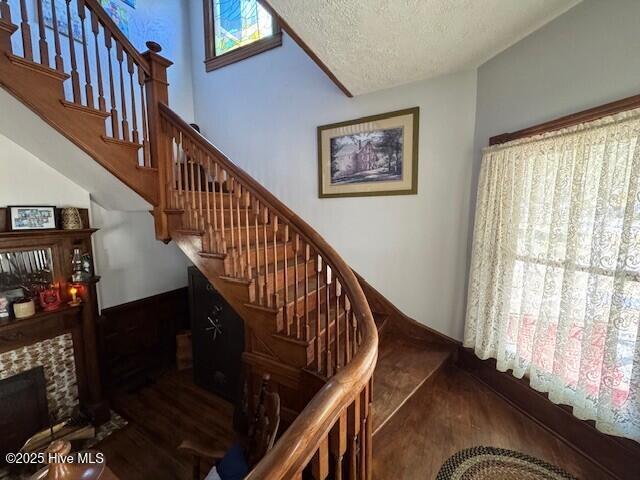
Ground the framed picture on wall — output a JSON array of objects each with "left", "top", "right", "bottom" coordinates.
[
  {"left": 7, "top": 206, "right": 57, "bottom": 231},
  {"left": 317, "top": 107, "right": 419, "bottom": 198}
]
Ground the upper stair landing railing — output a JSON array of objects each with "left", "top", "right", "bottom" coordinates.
[{"left": 0, "top": 0, "right": 156, "bottom": 169}]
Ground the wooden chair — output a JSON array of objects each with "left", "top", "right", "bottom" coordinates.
[{"left": 179, "top": 374, "right": 281, "bottom": 480}]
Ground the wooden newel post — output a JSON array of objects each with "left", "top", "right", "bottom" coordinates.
[{"left": 142, "top": 41, "right": 173, "bottom": 242}]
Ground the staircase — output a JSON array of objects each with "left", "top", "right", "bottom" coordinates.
[{"left": 0, "top": 1, "right": 455, "bottom": 478}]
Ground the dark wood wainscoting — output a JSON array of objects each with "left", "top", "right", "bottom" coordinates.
[
  {"left": 98, "top": 288, "right": 189, "bottom": 392},
  {"left": 458, "top": 348, "right": 640, "bottom": 480}
]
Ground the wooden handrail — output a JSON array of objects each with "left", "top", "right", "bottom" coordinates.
[
  {"left": 84, "top": 0, "right": 150, "bottom": 75},
  {"left": 159, "top": 102, "right": 379, "bottom": 479}
]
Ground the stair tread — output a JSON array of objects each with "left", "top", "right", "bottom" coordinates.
[{"left": 372, "top": 332, "right": 453, "bottom": 435}]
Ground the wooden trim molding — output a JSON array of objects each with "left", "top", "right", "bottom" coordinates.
[
  {"left": 458, "top": 348, "right": 640, "bottom": 480},
  {"left": 260, "top": 0, "right": 353, "bottom": 98},
  {"left": 490, "top": 93, "right": 640, "bottom": 145},
  {"left": 205, "top": 32, "right": 283, "bottom": 72},
  {"left": 203, "top": 0, "right": 282, "bottom": 72}
]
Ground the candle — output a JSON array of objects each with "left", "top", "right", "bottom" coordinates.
[{"left": 70, "top": 287, "right": 78, "bottom": 303}]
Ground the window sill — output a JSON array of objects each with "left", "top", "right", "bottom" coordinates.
[{"left": 205, "top": 32, "right": 283, "bottom": 72}]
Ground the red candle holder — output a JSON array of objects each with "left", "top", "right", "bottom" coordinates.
[{"left": 39, "top": 285, "right": 62, "bottom": 311}]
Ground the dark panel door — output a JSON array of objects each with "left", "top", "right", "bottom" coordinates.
[{"left": 188, "top": 267, "right": 244, "bottom": 402}]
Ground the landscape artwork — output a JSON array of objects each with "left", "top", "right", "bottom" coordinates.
[
  {"left": 318, "top": 108, "right": 419, "bottom": 198},
  {"left": 330, "top": 127, "right": 403, "bottom": 185}
]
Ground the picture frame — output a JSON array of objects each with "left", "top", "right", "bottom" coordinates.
[
  {"left": 317, "top": 107, "right": 419, "bottom": 198},
  {"left": 7, "top": 206, "right": 57, "bottom": 231}
]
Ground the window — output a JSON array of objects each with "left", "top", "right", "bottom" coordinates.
[
  {"left": 464, "top": 108, "right": 640, "bottom": 442},
  {"left": 203, "top": 0, "right": 282, "bottom": 71}
]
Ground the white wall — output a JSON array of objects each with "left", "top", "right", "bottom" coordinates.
[
  {"left": 127, "top": 0, "right": 195, "bottom": 121},
  {"left": 90, "top": 203, "right": 190, "bottom": 309},
  {"left": 188, "top": 2, "right": 477, "bottom": 340},
  {"left": 0, "top": 133, "right": 90, "bottom": 207}
]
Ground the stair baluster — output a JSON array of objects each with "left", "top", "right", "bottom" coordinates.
[
  {"left": 90, "top": 11, "right": 105, "bottom": 111},
  {"left": 18, "top": 0, "right": 32, "bottom": 61},
  {"left": 345, "top": 297, "right": 351, "bottom": 364},
  {"left": 310, "top": 437, "right": 329, "bottom": 480},
  {"left": 138, "top": 66, "right": 150, "bottom": 164},
  {"left": 104, "top": 30, "right": 119, "bottom": 138},
  {"left": 330, "top": 414, "right": 347, "bottom": 480},
  {"left": 253, "top": 198, "right": 262, "bottom": 304},
  {"left": 35, "top": 0, "right": 49, "bottom": 67},
  {"left": 243, "top": 188, "right": 252, "bottom": 279},
  {"left": 196, "top": 151, "right": 204, "bottom": 231},
  {"left": 335, "top": 279, "right": 342, "bottom": 371},
  {"left": 235, "top": 183, "right": 245, "bottom": 277},
  {"left": 261, "top": 205, "right": 270, "bottom": 305},
  {"left": 325, "top": 264, "right": 332, "bottom": 377},
  {"left": 315, "top": 256, "right": 323, "bottom": 372},
  {"left": 77, "top": 0, "right": 93, "bottom": 108},
  {"left": 293, "top": 233, "right": 300, "bottom": 337},
  {"left": 211, "top": 162, "right": 220, "bottom": 252},
  {"left": 128, "top": 56, "right": 138, "bottom": 143},
  {"left": 218, "top": 166, "right": 227, "bottom": 253},
  {"left": 115, "top": 42, "right": 129, "bottom": 140},
  {"left": 174, "top": 130, "right": 185, "bottom": 210},
  {"left": 0, "top": 0, "right": 11, "bottom": 23},
  {"left": 272, "top": 216, "right": 279, "bottom": 307},
  {"left": 204, "top": 155, "right": 213, "bottom": 252},
  {"left": 283, "top": 225, "right": 290, "bottom": 334},
  {"left": 304, "top": 244, "right": 311, "bottom": 341},
  {"left": 64, "top": 0, "right": 81, "bottom": 103}
]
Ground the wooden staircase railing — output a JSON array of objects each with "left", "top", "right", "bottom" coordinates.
[
  {"left": 0, "top": 1, "right": 379, "bottom": 478},
  {"left": 159, "top": 105, "right": 378, "bottom": 479}
]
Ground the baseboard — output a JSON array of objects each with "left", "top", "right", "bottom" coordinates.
[{"left": 458, "top": 347, "right": 639, "bottom": 480}]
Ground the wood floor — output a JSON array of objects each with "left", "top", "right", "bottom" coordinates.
[
  {"left": 97, "top": 348, "right": 615, "bottom": 480},
  {"left": 372, "top": 364, "right": 615, "bottom": 480},
  {"left": 97, "top": 369, "right": 236, "bottom": 480}
]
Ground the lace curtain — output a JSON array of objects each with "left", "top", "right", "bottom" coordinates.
[{"left": 464, "top": 108, "right": 640, "bottom": 442}]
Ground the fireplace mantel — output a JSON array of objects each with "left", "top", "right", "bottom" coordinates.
[
  {"left": 0, "top": 208, "right": 108, "bottom": 425},
  {"left": 0, "top": 304, "right": 81, "bottom": 353}
]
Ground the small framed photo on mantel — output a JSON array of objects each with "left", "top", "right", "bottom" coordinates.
[
  {"left": 8, "top": 206, "right": 57, "bottom": 231},
  {"left": 317, "top": 107, "right": 419, "bottom": 198}
]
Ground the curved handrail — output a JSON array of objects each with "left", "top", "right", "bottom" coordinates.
[{"left": 159, "top": 103, "right": 379, "bottom": 479}]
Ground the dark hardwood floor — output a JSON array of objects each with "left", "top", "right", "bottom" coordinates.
[
  {"left": 96, "top": 352, "right": 616, "bottom": 480},
  {"left": 97, "top": 369, "right": 236, "bottom": 480},
  {"left": 373, "top": 365, "right": 615, "bottom": 480}
]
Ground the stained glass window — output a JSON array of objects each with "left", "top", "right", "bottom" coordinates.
[{"left": 213, "top": 0, "right": 275, "bottom": 56}]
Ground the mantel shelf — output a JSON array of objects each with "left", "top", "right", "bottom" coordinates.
[
  {"left": 0, "top": 228, "right": 98, "bottom": 240},
  {"left": 0, "top": 303, "right": 82, "bottom": 333}
]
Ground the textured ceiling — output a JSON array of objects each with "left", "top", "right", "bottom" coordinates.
[{"left": 268, "top": 0, "right": 581, "bottom": 96}]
